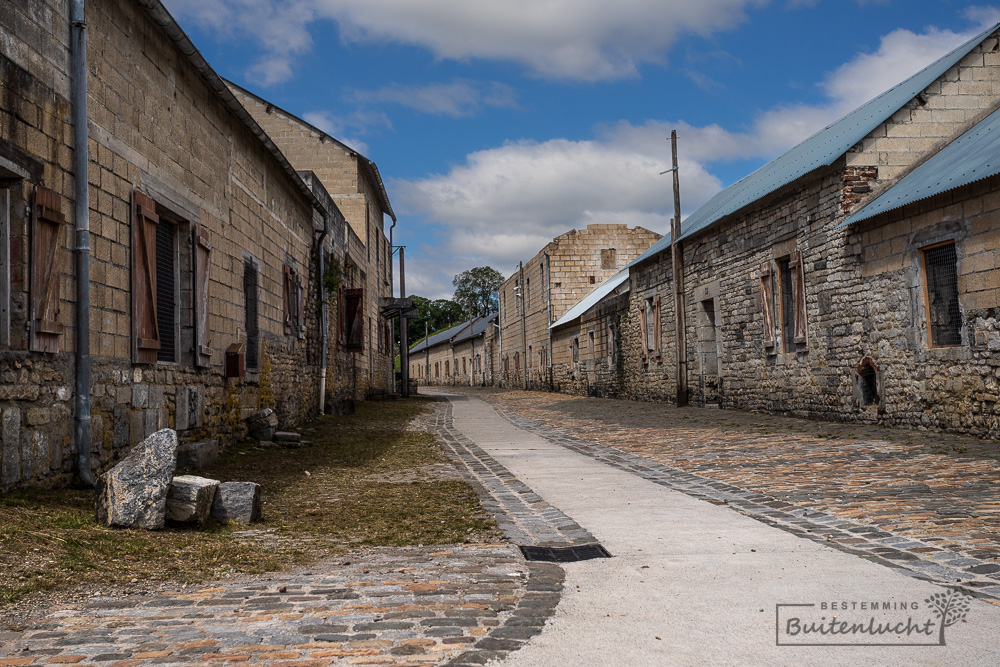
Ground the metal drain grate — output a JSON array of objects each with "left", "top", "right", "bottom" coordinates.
[{"left": 519, "top": 544, "right": 611, "bottom": 562}]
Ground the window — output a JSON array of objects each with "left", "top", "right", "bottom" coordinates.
[
  {"left": 528, "top": 345, "right": 532, "bottom": 369},
  {"left": 601, "top": 248, "right": 616, "bottom": 270},
  {"left": 640, "top": 296, "right": 661, "bottom": 362},
  {"left": 435, "top": 361, "right": 440, "bottom": 377},
  {"left": 778, "top": 258, "right": 795, "bottom": 351},
  {"left": 29, "top": 187, "right": 66, "bottom": 354},
  {"left": 341, "top": 288, "right": 364, "bottom": 349},
  {"left": 243, "top": 257, "right": 259, "bottom": 370},
  {"left": 514, "top": 351, "right": 520, "bottom": 372},
  {"left": 572, "top": 338, "right": 579, "bottom": 364},
  {"left": 283, "top": 264, "right": 305, "bottom": 339},
  {"left": 155, "top": 218, "right": 178, "bottom": 363},
  {"left": 923, "top": 242, "right": 961, "bottom": 346},
  {"left": 462, "top": 357, "right": 467, "bottom": 374},
  {"left": 193, "top": 225, "right": 212, "bottom": 367},
  {"left": 607, "top": 324, "right": 617, "bottom": 365},
  {"left": 589, "top": 330, "right": 595, "bottom": 357},
  {"left": 777, "top": 250, "right": 808, "bottom": 351}
]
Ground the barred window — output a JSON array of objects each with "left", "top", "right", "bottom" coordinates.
[{"left": 923, "top": 243, "right": 961, "bottom": 347}]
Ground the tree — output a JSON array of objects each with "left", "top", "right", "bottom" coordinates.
[
  {"left": 453, "top": 267, "right": 505, "bottom": 317},
  {"left": 405, "top": 295, "right": 468, "bottom": 345}
]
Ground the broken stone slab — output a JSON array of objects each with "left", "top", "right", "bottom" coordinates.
[
  {"left": 176, "top": 440, "right": 219, "bottom": 470},
  {"left": 95, "top": 428, "right": 178, "bottom": 530},
  {"left": 211, "top": 481, "right": 261, "bottom": 524},
  {"left": 246, "top": 408, "right": 278, "bottom": 441},
  {"left": 273, "top": 431, "right": 301, "bottom": 443},
  {"left": 165, "top": 475, "right": 219, "bottom": 524}
]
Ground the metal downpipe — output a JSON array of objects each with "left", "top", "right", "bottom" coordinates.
[{"left": 71, "top": 0, "right": 94, "bottom": 487}]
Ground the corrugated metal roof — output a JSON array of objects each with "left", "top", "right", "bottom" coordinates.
[
  {"left": 628, "top": 21, "right": 1000, "bottom": 268},
  {"left": 409, "top": 319, "right": 473, "bottom": 353},
  {"left": 840, "top": 106, "right": 1000, "bottom": 226},
  {"left": 453, "top": 313, "right": 498, "bottom": 344},
  {"left": 550, "top": 270, "right": 630, "bottom": 329}
]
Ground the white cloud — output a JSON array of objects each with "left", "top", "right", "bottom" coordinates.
[
  {"left": 166, "top": 0, "right": 765, "bottom": 84},
  {"left": 397, "top": 20, "right": 992, "bottom": 297},
  {"left": 348, "top": 81, "right": 519, "bottom": 117}
]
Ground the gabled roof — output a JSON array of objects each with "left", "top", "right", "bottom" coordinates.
[
  {"left": 135, "top": 1, "right": 328, "bottom": 220},
  {"left": 629, "top": 21, "right": 1000, "bottom": 268},
  {"left": 551, "top": 270, "right": 630, "bottom": 329},
  {"left": 841, "top": 105, "right": 1000, "bottom": 226},
  {"left": 453, "top": 313, "right": 498, "bottom": 344},
  {"left": 409, "top": 319, "right": 474, "bottom": 353},
  {"left": 224, "top": 80, "right": 396, "bottom": 223}
]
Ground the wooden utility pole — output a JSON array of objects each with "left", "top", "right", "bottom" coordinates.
[
  {"left": 399, "top": 247, "right": 409, "bottom": 397},
  {"left": 519, "top": 261, "right": 527, "bottom": 390},
  {"left": 670, "top": 131, "right": 688, "bottom": 407}
]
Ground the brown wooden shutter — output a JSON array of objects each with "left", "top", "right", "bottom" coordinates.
[
  {"left": 132, "top": 191, "right": 160, "bottom": 363},
  {"left": 193, "top": 224, "right": 212, "bottom": 367},
  {"left": 760, "top": 261, "right": 775, "bottom": 350},
  {"left": 653, "top": 294, "right": 662, "bottom": 359},
  {"left": 344, "top": 287, "right": 364, "bottom": 349},
  {"left": 790, "top": 249, "right": 808, "bottom": 345},
  {"left": 282, "top": 265, "right": 293, "bottom": 335},
  {"left": 30, "top": 187, "right": 65, "bottom": 353},
  {"left": 297, "top": 273, "right": 306, "bottom": 339},
  {"left": 639, "top": 302, "right": 648, "bottom": 363}
]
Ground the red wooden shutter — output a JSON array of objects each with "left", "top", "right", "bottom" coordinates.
[
  {"left": 193, "top": 224, "right": 212, "bottom": 367},
  {"left": 344, "top": 287, "right": 364, "bottom": 349},
  {"left": 132, "top": 191, "right": 160, "bottom": 363},
  {"left": 760, "top": 261, "right": 775, "bottom": 350},
  {"left": 282, "top": 265, "right": 293, "bottom": 335},
  {"left": 790, "top": 249, "right": 808, "bottom": 346},
  {"left": 30, "top": 187, "right": 65, "bottom": 353}
]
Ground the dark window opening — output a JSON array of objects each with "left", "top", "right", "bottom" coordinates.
[
  {"left": 778, "top": 258, "right": 795, "bottom": 351},
  {"left": 923, "top": 243, "right": 961, "bottom": 347},
  {"left": 155, "top": 221, "right": 176, "bottom": 363},
  {"left": 244, "top": 259, "right": 259, "bottom": 370}
]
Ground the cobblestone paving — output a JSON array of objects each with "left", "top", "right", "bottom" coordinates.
[
  {"left": 445, "top": 388, "right": 1000, "bottom": 601},
  {"left": 0, "top": 546, "right": 564, "bottom": 667},
  {"left": 421, "top": 398, "right": 599, "bottom": 549}
]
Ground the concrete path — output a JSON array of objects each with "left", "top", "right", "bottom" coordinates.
[{"left": 430, "top": 391, "right": 1000, "bottom": 666}]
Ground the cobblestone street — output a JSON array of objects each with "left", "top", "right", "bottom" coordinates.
[{"left": 460, "top": 387, "right": 1000, "bottom": 591}]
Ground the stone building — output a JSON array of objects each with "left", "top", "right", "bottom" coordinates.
[
  {"left": 496, "top": 224, "right": 661, "bottom": 389},
  {"left": 567, "top": 22, "right": 1000, "bottom": 438},
  {"left": 0, "top": 0, "right": 389, "bottom": 490},
  {"left": 409, "top": 314, "right": 497, "bottom": 387},
  {"left": 227, "top": 83, "right": 398, "bottom": 400}
]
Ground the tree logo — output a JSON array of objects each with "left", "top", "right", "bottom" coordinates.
[{"left": 924, "top": 589, "right": 972, "bottom": 645}]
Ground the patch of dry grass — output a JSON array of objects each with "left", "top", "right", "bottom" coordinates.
[{"left": 0, "top": 397, "right": 497, "bottom": 610}]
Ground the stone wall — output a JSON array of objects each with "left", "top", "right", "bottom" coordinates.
[{"left": 0, "top": 0, "right": 330, "bottom": 489}]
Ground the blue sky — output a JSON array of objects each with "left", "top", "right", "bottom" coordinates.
[{"left": 163, "top": 0, "right": 1000, "bottom": 299}]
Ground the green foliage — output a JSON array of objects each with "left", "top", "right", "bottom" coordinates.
[
  {"left": 452, "top": 266, "right": 504, "bottom": 317},
  {"left": 405, "top": 295, "right": 469, "bottom": 344},
  {"left": 323, "top": 257, "right": 343, "bottom": 301}
]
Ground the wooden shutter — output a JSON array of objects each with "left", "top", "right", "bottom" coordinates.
[
  {"left": 790, "top": 250, "right": 808, "bottom": 345},
  {"left": 344, "top": 287, "right": 364, "bottom": 349},
  {"left": 297, "top": 273, "right": 306, "bottom": 339},
  {"left": 131, "top": 191, "right": 160, "bottom": 363},
  {"left": 760, "top": 261, "right": 775, "bottom": 350},
  {"left": 283, "top": 265, "right": 294, "bottom": 335},
  {"left": 193, "top": 224, "right": 212, "bottom": 367},
  {"left": 30, "top": 187, "right": 65, "bottom": 353},
  {"left": 653, "top": 294, "right": 662, "bottom": 359},
  {"left": 639, "top": 302, "right": 648, "bottom": 363}
]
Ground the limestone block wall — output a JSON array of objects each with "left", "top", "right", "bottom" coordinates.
[
  {"left": 0, "top": 0, "right": 326, "bottom": 490},
  {"left": 550, "top": 290, "right": 630, "bottom": 397}
]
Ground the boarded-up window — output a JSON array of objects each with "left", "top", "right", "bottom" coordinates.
[
  {"left": 342, "top": 287, "right": 364, "bottom": 349},
  {"left": 652, "top": 295, "right": 661, "bottom": 359},
  {"left": 759, "top": 261, "right": 775, "bottom": 351},
  {"left": 639, "top": 301, "right": 648, "bottom": 363},
  {"left": 132, "top": 191, "right": 160, "bottom": 363},
  {"left": 155, "top": 220, "right": 177, "bottom": 363},
  {"left": 30, "top": 187, "right": 65, "bottom": 353},
  {"left": 283, "top": 264, "right": 305, "bottom": 338},
  {"left": 601, "top": 248, "right": 616, "bottom": 270},
  {"left": 244, "top": 258, "right": 259, "bottom": 370},
  {"left": 923, "top": 242, "right": 961, "bottom": 347},
  {"left": 193, "top": 225, "right": 212, "bottom": 367}
]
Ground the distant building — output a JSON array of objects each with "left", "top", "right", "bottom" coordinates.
[{"left": 410, "top": 314, "right": 498, "bottom": 387}]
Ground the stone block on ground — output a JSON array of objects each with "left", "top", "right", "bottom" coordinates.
[
  {"left": 273, "top": 431, "right": 301, "bottom": 443},
  {"left": 166, "top": 475, "right": 219, "bottom": 524},
  {"left": 176, "top": 440, "right": 219, "bottom": 470},
  {"left": 95, "top": 428, "right": 178, "bottom": 530},
  {"left": 246, "top": 408, "right": 278, "bottom": 441},
  {"left": 211, "top": 481, "right": 262, "bottom": 524}
]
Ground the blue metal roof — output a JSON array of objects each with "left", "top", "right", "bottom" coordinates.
[
  {"left": 550, "top": 270, "right": 630, "bottom": 329},
  {"left": 840, "top": 106, "right": 1000, "bottom": 226},
  {"left": 453, "top": 313, "right": 498, "bottom": 343},
  {"left": 628, "top": 21, "right": 1000, "bottom": 268},
  {"left": 409, "top": 319, "right": 473, "bottom": 353}
]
